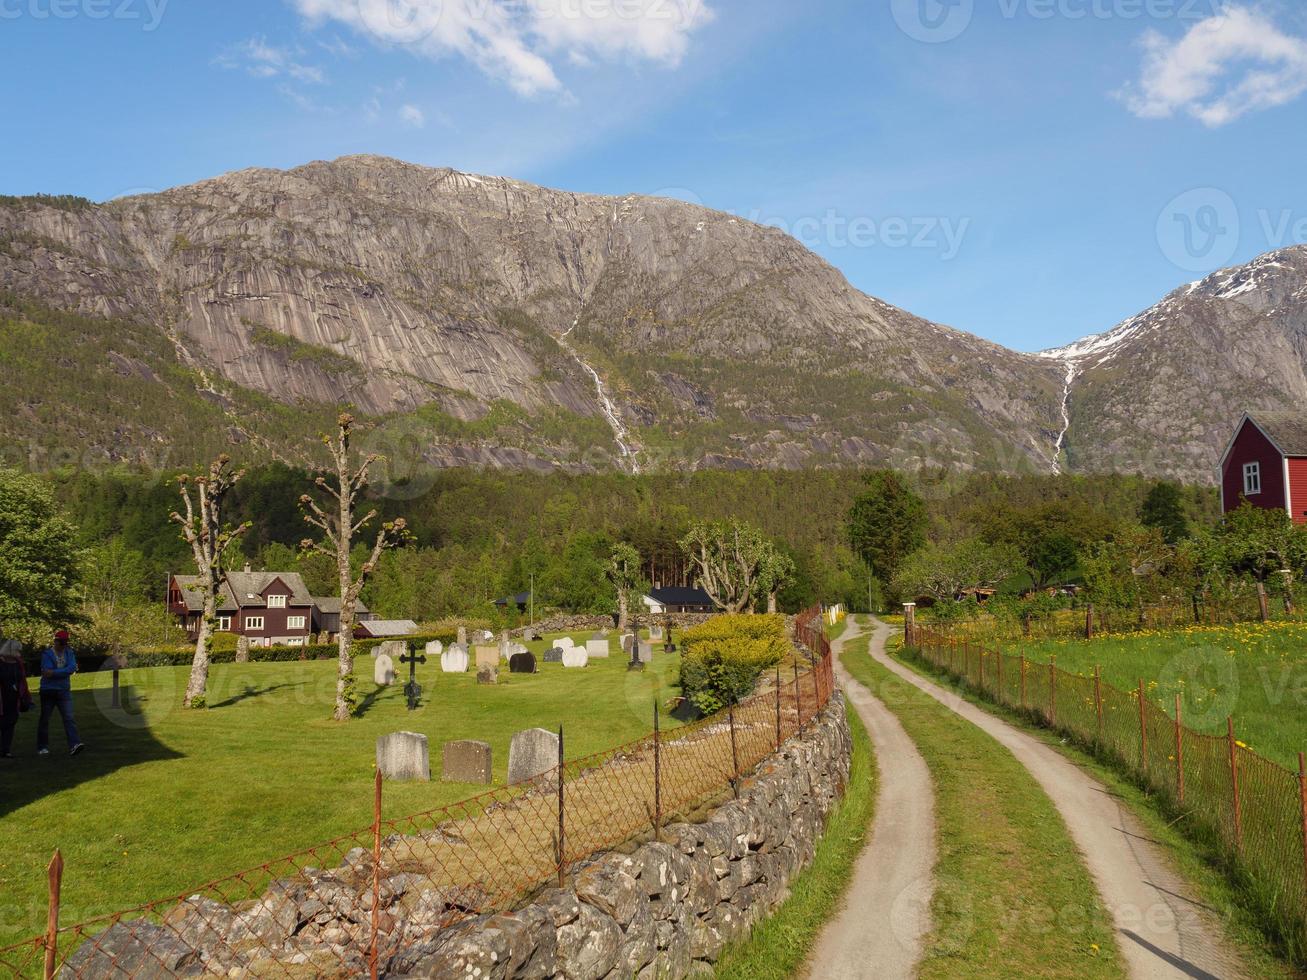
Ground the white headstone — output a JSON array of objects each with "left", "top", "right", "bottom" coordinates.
[
  {"left": 586, "top": 639, "right": 610, "bottom": 659},
  {"left": 374, "top": 653, "right": 396, "bottom": 686},
  {"left": 478, "top": 629, "right": 495, "bottom": 642},
  {"left": 638, "top": 641, "right": 654, "bottom": 665},
  {"left": 556, "top": 637, "right": 575, "bottom": 650},
  {"left": 508, "top": 728, "right": 560, "bottom": 785},
  {"left": 425, "top": 640, "right": 444, "bottom": 657},
  {"left": 562, "top": 648, "right": 589, "bottom": 669},
  {"left": 377, "top": 732, "right": 430, "bottom": 781},
  {"left": 441, "top": 647, "right": 469, "bottom": 673}
]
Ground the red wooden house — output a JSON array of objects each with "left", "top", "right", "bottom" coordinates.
[{"left": 1219, "top": 413, "right": 1307, "bottom": 523}]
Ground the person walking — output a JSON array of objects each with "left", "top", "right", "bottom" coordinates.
[
  {"left": 38, "top": 629, "right": 84, "bottom": 757},
  {"left": 0, "top": 639, "right": 32, "bottom": 759}
]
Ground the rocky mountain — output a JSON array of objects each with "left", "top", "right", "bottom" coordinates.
[{"left": 1, "top": 154, "right": 1303, "bottom": 485}]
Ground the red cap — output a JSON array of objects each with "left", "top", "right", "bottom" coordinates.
[{"left": 54, "top": 629, "right": 70, "bottom": 641}]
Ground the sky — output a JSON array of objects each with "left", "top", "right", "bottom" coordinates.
[{"left": 2, "top": 0, "right": 1306, "bottom": 352}]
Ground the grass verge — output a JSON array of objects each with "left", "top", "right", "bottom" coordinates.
[
  {"left": 841, "top": 622, "right": 1126, "bottom": 979},
  {"left": 890, "top": 638, "right": 1295, "bottom": 978},
  {"left": 713, "top": 700, "right": 876, "bottom": 980}
]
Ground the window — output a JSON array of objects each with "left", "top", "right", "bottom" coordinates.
[
  {"left": 1243, "top": 462, "right": 1262, "bottom": 496},
  {"left": 267, "top": 595, "right": 288, "bottom": 608},
  {"left": 287, "top": 638, "right": 305, "bottom": 647},
  {"left": 217, "top": 616, "right": 232, "bottom": 631},
  {"left": 246, "top": 616, "right": 265, "bottom": 631},
  {"left": 288, "top": 616, "right": 307, "bottom": 630}
]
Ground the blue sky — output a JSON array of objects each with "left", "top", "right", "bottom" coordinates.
[{"left": 2, "top": 0, "right": 1306, "bottom": 352}]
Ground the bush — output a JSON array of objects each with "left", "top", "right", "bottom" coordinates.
[{"left": 679, "top": 614, "right": 789, "bottom": 715}]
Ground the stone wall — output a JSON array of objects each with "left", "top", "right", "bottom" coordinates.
[
  {"left": 391, "top": 695, "right": 851, "bottom": 978},
  {"left": 64, "top": 698, "right": 850, "bottom": 979},
  {"left": 511, "top": 612, "right": 714, "bottom": 638}
]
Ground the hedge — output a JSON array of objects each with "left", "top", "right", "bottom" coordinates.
[{"left": 678, "top": 614, "right": 789, "bottom": 715}]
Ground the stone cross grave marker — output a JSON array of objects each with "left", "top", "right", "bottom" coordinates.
[
  {"left": 441, "top": 645, "right": 469, "bottom": 673},
  {"left": 508, "top": 728, "right": 560, "bottom": 785},
  {"left": 509, "top": 651, "right": 537, "bottom": 674},
  {"left": 475, "top": 646, "right": 499, "bottom": 685},
  {"left": 586, "top": 639, "right": 609, "bottom": 659},
  {"left": 399, "top": 644, "right": 427, "bottom": 711},
  {"left": 377, "top": 731, "right": 430, "bottom": 781},
  {"left": 374, "top": 653, "right": 396, "bottom": 686},
  {"left": 442, "top": 740, "right": 492, "bottom": 784}
]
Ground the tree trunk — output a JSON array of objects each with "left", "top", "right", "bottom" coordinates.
[
  {"left": 185, "top": 592, "right": 215, "bottom": 708},
  {"left": 617, "top": 591, "right": 629, "bottom": 632},
  {"left": 767, "top": 592, "right": 778, "bottom": 615},
  {"left": 335, "top": 587, "right": 355, "bottom": 722}
]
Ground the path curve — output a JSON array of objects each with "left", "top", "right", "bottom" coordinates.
[
  {"left": 806, "top": 617, "right": 936, "bottom": 980},
  {"left": 867, "top": 617, "right": 1249, "bottom": 980}
]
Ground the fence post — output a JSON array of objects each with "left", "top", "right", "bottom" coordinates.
[
  {"left": 1049, "top": 658, "right": 1057, "bottom": 726},
  {"left": 1020, "top": 654, "right": 1027, "bottom": 710},
  {"left": 557, "top": 725, "right": 566, "bottom": 886},
  {"left": 369, "top": 769, "right": 381, "bottom": 980},
  {"left": 1228, "top": 717, "right": 1243, "bottom": 853},
  {"left": 1137, "top": 680, "right": 1148, "bottom": 774},
  {"left": 729, "top": 702, "right": 741, "bottom": 798},
  {"left": 1175, "top": 694, "right": 1185, "bottom": 806},
  {"left": 1086, "top": 603, "right": 1094, "bottom": 640},
  {"left": 1258, "top": 582, "right": 1270, "bottom": 623},
  {"left": 794, "top": 662, "right": 804, "bottom": 737},
  {"left": 775, "top": 668, "right": 782, "bottom": 751},
  {"left": 1298, "top": 752, "right": 1307, "bottom": 908},
  {"left": 903, "top": 603, "right": 915, "bottom": 647},
  {"left": 653, "top": 702, "right": 662, "bottom": 842},
  {"left": 1094, "top": 666, "right": 1103, "bottom": 742},
  {"left": 43, "top": 849, "right": 62, "bottom": 980},
  {"left": 996, "top": 644, "right": 1003, "bottom": 701},
  {"left": 812, "top": 659, "right": 821, "bottom": 713}
]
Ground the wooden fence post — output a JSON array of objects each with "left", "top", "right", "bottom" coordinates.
[
  {"left": 996, "top": 644, "right": 1003, "bottom": 701},
  {"left": 1228, "top": 717, "right": 1243, "bottom": 853},
  {"left": 43, "top": 850, "right": 62, "bottom": 980},
  {"left": 903, "top": 603, "right": 915, "bottom": 647},
  {"left": 729, "top": 703, "right": 741, "bottom": 798},
  {"left": 812, "top": 659, "right": 821, "bottom": 713},
  {"left": 1049, "top": 658, "right": 1057, "bottom": 726},
  {"left": 1258, "top": 582, "right": 1270, "bottom": 623},
  {"left": 1298, "top": 752, "right": 1307, "bottom": 910},
  {"left": 1020, "top": 655, "right": 1027, "bottom": 710},
  {"left": 1175, "top": 694, "right": 1185, "bottom": 806},
  {"left": 775, "top": 668, "right": 782, "bottom": 751},
  {"left": 794, "top": 662, "right": 804, "bottom": 737},
  {"left": 369, "top": 770, "right": 381, "bottom": 980},
  {"left": 1137, "top": 680, "right": 1148, "bottom": 774},
  {"left": 1086, "top": 603, "right": 1095, "bottom": 640},
  {"left": 1094, "top": 666, "right": 1103, "bottom": 742},
  {"left": 653, "top": 702, "right": 662, "bottom": 841},
  {"left": 557, "top": 725, "right": 566, "bottom": 886}
]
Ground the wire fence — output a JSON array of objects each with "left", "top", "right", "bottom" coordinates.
[
  {"left": 907, "top": 622, "right": 1307, "bottom": 959},
  {"left": 1, "top": 610, "right": 835, "bottom": 979}
]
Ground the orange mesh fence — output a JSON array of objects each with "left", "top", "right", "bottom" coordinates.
[
  {"left": 0, "top": 608, "right": 836, "bottom": 979},
  {"left": 909, "top": 625, "right": 1307, "bottom": 957}
]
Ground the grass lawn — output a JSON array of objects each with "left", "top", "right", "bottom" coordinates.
[
  {"left": 0, "top": 630, "right": 681, "bottom": 948},
  {"left": 840, "top": 622, "right": 1125, "bottom": 979},
  {"left": 713, "top": 701, "right": 876, "bottom": 980},
  {"left": 1014, "top": 620, "right": 1307, "bottom": 768}
]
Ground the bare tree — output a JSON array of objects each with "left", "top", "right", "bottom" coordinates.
[
  {"left": 170, "top": 456, "right": 249, "bottom": 708},
  {"left": 679, "top": 520, "right": 769, "bottom": 613},
  {"left": 300, "top": 415, "right": 407, "bottom": 721},
  {"left": 606, "top": 543, "right": 647, "bottom": 631}
]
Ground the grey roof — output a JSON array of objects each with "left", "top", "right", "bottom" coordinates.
[
  {"left": 173, "top": 571, "right": 313, "bottom": 612},
  {"left": 359, "top": 619, "right": 419, "bottom": 637},
  {"left": 1250, "top": 413, "right": 1307, "bottom": 456},
  {"left": 173, "top": 576, "right": 238, "bottom": 614},
  {"left": 311, "top": 596, "right": 370, "bottom": 615},
  {"left": 646, "top": 587, "right": 715, "bottom": 606}
]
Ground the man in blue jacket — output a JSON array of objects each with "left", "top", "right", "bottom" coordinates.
[{"left": 38, "top": 629, "right": 84, "bottom": 757}]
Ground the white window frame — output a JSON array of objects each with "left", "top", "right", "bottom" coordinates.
[
  {"left": 286, "top": 637, "right": 305, "bottom": 647},
  {"left": 1243, "top": 462, "right": 1262, "bottom": 496},
  {"left": 217, "top": 616, "right": 232, "bottom": 631},
  {"left": 246, "top": 616, "right": 265, "bottom": 631},
  {"left": 267, "top": 594, "right": 288, "bottom": 609},
  {"left": 287, "top": 616, "right": 307, "bottom": 630}
]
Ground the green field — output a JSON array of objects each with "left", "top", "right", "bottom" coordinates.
[
  {"left": 0, "top": 631, "right": 681, "bottom": 948},
  {"left": 1014, "top": 620, "right": 1307, "bottom": 769}
]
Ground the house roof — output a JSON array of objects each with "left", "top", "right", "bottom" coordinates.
[
  {"left": 172, "top": 576, "right": 238, "bottom": 614},
  {"left": 359, "top": 619, "right": 419, "bottom": 637},
  {"left": 1249, "top": 413, "right": 1307, "bottom": 457},
  {"left": 311, "top": 596, "right": 370, "bottom": 615},
  {"left": 493, "top": 592, "right": 531, "bottom": 606},
  {"left": 645, "top": 587, "right": 715, "bottom": 606},
  {"left": 172, "top": 571, "right": 315, "bottom": 612}
]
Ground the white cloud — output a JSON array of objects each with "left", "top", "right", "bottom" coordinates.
[
  {"left": 289, "top": 0, "right": 714, "bottom": 97},
  {"left": 400, "top": 103, "right": 427, "bottom": 126},
  {"left": 216, "top": 36, "right": 327, "bottom": 84},
  {"left": 1119, "top": 5, "right": 1307, "bottom": 126}
]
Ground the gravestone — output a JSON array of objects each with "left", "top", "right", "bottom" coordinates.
[
  {"left": 441, "top": 645, "right": 469, "bottom": 673},
  {"left": 649, "top": 626, "right": 664, "bottom": 641},
  {"left": 509, "top": 651, "right": 538, "bottom": 674},
  {"left": 425, "top": 640, "right": 444, "bottom": 658},
  {"left": 562, "top": 647, "right": 589, "bottom": 669},
  {"left": 621, "top": 634, "right": 635, "bottom": 655},
  {"left": 526, "top": 630, "right": 543, "bottom": 642},
  {"left": 375, "top": 639, "right": 406, "bottom": 661},
  {"left": 542, "top": 647, "right": 564, "bottom": 664},
  {"left": 475, "top": 646, "right": 499, "bottom": 685},
  {"left": 374, "top": 653, "right": 396, "bottom": 686},
  {"left": 235, "top": 636, "right": 251, "bottom": 664},
  {"left": 589, "top": 630, "right": 607, "bottom": 642},
  {"left": 442, "top": 740, "right": 492, "bottom": 784},
  {"left": 586, "top": 639, "right": 609, "bottom": 659},
  {"left": 508, "top": 728, "right": 560, "bottom": 786},
  {"left": 556, "top": 637, "right": 575, "bottom": 651},
  {"left": 479, "top": 629, "right": 495, "bottom": 642},
  {"left": 638, "top": 641, "right": 654, "bottom": 665},
  {"left": 457, "top": 626, "right": 468, "bottom": 646},
  {"left": 510, "top": 642, "right": 529, "bottom": 656},
  {"left": 376, "top": 732, "right": 430, "bottom": 781},
  {"left": 499, "top": 631, "right": 512, "bottom": 661}
]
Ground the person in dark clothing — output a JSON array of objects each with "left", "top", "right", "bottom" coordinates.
[
  {"left": 0, "top": 639, "right": 32, "bottom": 758},
  {"left": 38, "top": 629, "right": 83, "bottom": 757}
]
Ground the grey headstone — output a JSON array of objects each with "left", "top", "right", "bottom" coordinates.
[
  {"left": 562, "top": 648, "right": 589, "bottom": 669},
  {"left": 543, "top": 647, "right": 564, "bottom": 664},
  {"left": 621, "top": 634, "right": 635, "bottom": 655},
  {"left": 475, "top": 646, "right": 498, "bottom": 685},
  {"left": 638, "top": 641, "right": 654, "bottom": 664},
  {"left": 425, "top": 640, "right": 444, "bottom": 657},
  {"left": 442, "top": 740, "right": 492, "bottom": 784},
  {"left": 377, "top": 732, "right": 430, "bottom": 781},
  {"left": 374, "top": 653, "right": 396, "bottom": 686},
  {"left": 511, "top": 642, "right": 529, "bottom": 656},
  {"left": 508, "top": 728, "right": 560, "bottom": 786},
  {"left": 457, "top": 626, "right": 468, "bottom": 646},
  {"left": 441, "top": 646, "right": 469, "bottom": 673},
  {"left": 586, "top": 639, "right": 610, "bottom": 659},
  {"left": 509, "top": 651, "right": 537, "bottom": 674},
  {"left": 374, "top": 639, "right": 406, "bottom": 661}
]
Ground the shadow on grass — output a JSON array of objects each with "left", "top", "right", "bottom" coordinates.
[
  {"left": 0, "top": 684, "right": 183, "bottom": 819},
  {"left": 353, "top": 682, "right": 407, "bottom": 719},
  {"left": 209, "top": 683, "right": 296, "bottom": 709}
]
